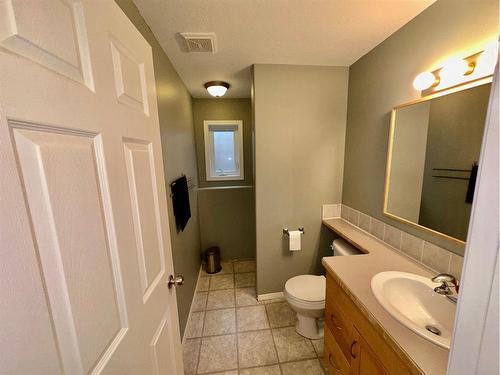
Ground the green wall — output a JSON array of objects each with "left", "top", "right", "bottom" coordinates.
[
  {"left": 193, "top": 99, "right": 256, "bottom": 260},
  {"left": 343, "top": 0, "right": 498, "bottom": 254},
  {"left": 115, "top": 0, "right": 201, "bottom": 337},
  {"left": 198, "top": 187, "right": 256, "bottom": 260},
  {"left": 254, "top": 65, "right": 348, "bottom": 295}
]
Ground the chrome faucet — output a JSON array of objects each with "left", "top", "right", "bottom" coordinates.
[{"left": 431, "top": 273, "right": 459, "bottom": 296}]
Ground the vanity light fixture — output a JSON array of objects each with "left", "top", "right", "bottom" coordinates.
[
  {"left": 413, "top": 41, "right": 498, "bottom": 94},
  {"left": 204, "top": 81, "right": 230, "bottom": 97},
  {"left": 413, "top": 59, "right": 473, "bottom": 91}
]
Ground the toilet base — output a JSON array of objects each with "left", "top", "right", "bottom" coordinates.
[{"left": 295, "top": 314, "right": 324, "bottom": 340}]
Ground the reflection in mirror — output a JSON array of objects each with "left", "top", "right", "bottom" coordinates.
[{"left": 385, "top": 83, "right": 491, "bottom": 242}]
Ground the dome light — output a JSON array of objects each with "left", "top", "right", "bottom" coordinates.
[
  {"left": 204, "top": 81, "right": 230, "bottom": 97},
  {"left": 413, "top": 71, "right": 439, "bottom": 91}
]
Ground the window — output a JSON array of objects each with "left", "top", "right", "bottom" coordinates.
[{"left": 204, "top": 120, "right": 244, "bottom": 181}]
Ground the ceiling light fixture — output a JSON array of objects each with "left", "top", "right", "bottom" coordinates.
[{"left": 204, "top": 81, "right": 230, "bottom": 97}]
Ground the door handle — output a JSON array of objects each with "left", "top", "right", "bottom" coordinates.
[{"left": 168, "top": 275, "right": 184, "bottom": 288}]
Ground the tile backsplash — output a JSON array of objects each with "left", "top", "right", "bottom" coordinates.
[{"left": 322, "top": 203, "right": 464, "bottom": 279}]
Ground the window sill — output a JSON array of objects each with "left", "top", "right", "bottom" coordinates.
[
  {"left": 197, "top": 185, "right": 254, "bottom": 191},
  {"left": 206, "top": 176, "right": 245, "bottom": 182}
]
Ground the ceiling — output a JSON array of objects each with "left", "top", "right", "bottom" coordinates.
[{"left": 133, "top": 0, "right": 436, "bottom": 98}]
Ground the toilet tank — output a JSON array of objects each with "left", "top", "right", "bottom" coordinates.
[{"left": 331, "top": 238, "right": 361, "bottom": 256}]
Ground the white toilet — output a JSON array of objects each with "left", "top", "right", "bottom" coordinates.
[
  {"left": 284, "top": 274, "right": 326, "bottom": 339},
  {"left": 284, "top": 239, "right": 361, "bottom": 339}
]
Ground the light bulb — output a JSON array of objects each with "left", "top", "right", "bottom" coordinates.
[
  {"left": 413, "top": 71, "right": 438, "bottom": 91},
  {"left": 476, "top": 41, "right": 498, "bottom": 76},
  {"left": 440, "top": 58, "right": 471, "bottom": 81}
]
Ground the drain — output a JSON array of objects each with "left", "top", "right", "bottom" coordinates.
[{"left": 425, "top": 325, "right": 442, "bottom": 336}]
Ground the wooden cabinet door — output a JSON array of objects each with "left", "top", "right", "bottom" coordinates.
[
  {"left": 324, "top": 325, "right": 351, "bottom": 375},
  {"left": 350, "top": 328, "right": 387, "bottom": 375}
]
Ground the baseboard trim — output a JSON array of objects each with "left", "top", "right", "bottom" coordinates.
[
  {"left": 182, "top": 265, "right": 203, "bottom": 345},
  {"left": 257, "top": 292, "right": 284, "bottom": 302}
]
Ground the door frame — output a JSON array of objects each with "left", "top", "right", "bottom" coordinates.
[{"left": 447, "top": 59, "right": 499, "bottom": 374}]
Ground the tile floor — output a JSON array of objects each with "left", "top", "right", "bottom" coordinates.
[{"left": 183, "top": 259, "right": 329, "bottom": 375}]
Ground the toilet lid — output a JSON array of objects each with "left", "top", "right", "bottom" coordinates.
[{"left": 285, "top": 275, "right": 326, "bottom": 302}]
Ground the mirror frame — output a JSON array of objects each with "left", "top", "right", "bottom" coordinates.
[{"left": 383, "top": 76, "right": 493, "bottom": 245}]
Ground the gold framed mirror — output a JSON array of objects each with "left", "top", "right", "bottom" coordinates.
[{"left": 383, "top": 77, "right": 493, "bottom": 244}]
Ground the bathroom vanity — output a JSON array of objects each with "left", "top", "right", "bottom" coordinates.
[{"left": 322, "top": 218, "right": 451, "bottom": 375}]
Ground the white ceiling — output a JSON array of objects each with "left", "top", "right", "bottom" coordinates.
[{"left": 133, "top": 0, "right": 436, "bottom": 98}]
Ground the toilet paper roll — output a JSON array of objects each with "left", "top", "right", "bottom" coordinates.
[{"left": 288, "top": 230, "right": 302, "bottom": 251}]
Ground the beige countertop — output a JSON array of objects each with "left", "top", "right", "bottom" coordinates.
[{"left": 321, "top": 218, "right": 449, "bottom": 375}]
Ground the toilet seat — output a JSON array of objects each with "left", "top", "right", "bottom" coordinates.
[
  {"left": 285, "top": 292, "right": 325, "bottom": 310},
  {"left": 284, "top": 275, "right": 326, "bottom": 302}
]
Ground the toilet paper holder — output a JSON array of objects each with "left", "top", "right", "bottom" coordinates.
[{"left": 283, "top": 227, "right": 305, "bottom": 236}]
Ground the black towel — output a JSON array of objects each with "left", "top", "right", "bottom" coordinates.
[
  {"left": 465, "top": 163, "right": 478, "bottom": 204},
  {"left": 171, "top": 176, "right": 191, "bottom": 231}
]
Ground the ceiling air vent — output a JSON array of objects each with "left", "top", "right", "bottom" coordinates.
[{"left": 180, "top": 32, "right": 217, "bottom": 53}]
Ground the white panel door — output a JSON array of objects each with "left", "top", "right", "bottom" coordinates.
[{"left": 0, "top": 1, "right": 183, "bottom": 374}]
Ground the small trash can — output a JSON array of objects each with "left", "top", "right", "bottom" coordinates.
[{"left": 204, "top": 246, "right": 221, "bottom": 274}]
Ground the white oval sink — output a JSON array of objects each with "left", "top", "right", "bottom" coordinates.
[{"left": 371, "top": 271, "right": 456, "bottom": 349}]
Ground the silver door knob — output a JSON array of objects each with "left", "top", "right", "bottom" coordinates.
[{"left": 168, "top": 275, "right": 184, "bottom": 288}]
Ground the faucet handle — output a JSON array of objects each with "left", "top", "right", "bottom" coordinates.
[
  {"left": 431, "top": 273, "right": 457, "bottom": 284},
  {"left": 431, "top": 273, "right": 459, "bottom": 294}
]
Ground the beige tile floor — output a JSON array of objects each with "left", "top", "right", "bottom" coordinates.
[{"left": 183, "top": 260, "right": 329, "bottom": 375}]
